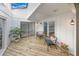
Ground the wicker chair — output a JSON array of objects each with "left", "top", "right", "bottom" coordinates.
[
  {"left": 36, "top": 31, "right": 44, "bottom": 39},
  {"left": 45, "top": 36, "right": 58, "bottom": 51}
]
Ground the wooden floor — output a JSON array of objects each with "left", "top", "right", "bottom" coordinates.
[{"left": 3, "top": 37, "right": 71, "bottom": 56}]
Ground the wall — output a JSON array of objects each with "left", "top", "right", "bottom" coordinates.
[
  {"left": 75, "top": 3, "right": 79, "bottom": 56},
  {"left": 10, "top": 19, "right": 20, "bottom": 29},
  {"left": 43, "top": 11, "right": 76, "bottom": 55},
  {"left": 35, "top": 22, "right": 44, "bottom": 33},
  {"left": 0, "top": 4, "right": 12, "bottom": 55},
  {"left": 10, "top": 18, "right": 31, "bottom": 29}
]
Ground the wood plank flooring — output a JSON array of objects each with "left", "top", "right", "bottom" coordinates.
[{"left": 3, "top": 37, "right": 71, "bottom": 56}]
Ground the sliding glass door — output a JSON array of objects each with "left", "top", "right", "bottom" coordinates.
[
  {"left": 44, "top": 22, "right": 48, "bottom": 36},
  {"left": 21, "top": 22, "right": 29, "bottom": 37},
  {"left": 0, "top": 18, "right": 4, "bottom": 50},
  {"left": 20, "top": 22, "right": 35, "bottom": 38},
  {"left": 49, "top": 21, "right": 55, "bottom": 36},
  {"left": 44, "top": 21, "right": 55, "bottom": 36}
]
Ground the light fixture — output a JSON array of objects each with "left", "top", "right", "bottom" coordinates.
[{"left": 70, "top": 19, "right": 75, "bottom": 25}]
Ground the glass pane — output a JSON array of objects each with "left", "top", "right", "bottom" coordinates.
[
  {"left": 11, "top": 3, "right": 28, "bottom": 9},
  {"left": 21, "top": 22, "right": 35, "bottom": 38},
  {"left": 49, "top": 22, "right": 55, "bottom": 36},
  {"left": 0, "top": 19, "right": 3, "bottom": 49},
  {"left": 44, "top": 22, "right": 47, "bottom": 36},
  {"left": 21, "top": 22, "right": 29, "bottom": 37}
]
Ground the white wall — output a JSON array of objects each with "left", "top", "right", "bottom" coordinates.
[
  {"left": 55, "top": 13, "right": 76, "bottom": 54},
  {"left": 35, "top": 22, "right": 44, "bottom": 33},
  {"left": 43, "top": 11, "right": 76, "bottom": 55},
  {"left": 0, "top": 4, "right": 12, "bottom": 55},
  {"left": 10, "top": 18, "right": 32, "bottom": 29},
  {"left": 10, "top": 19, "right": 20, "bottom": 29}
]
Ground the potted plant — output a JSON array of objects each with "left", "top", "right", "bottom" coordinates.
[
  {"left": 9, "top": 27, "right": 22, "bottom": 42},
  {"left": 60, "top": 42, "right": 69, "bottom": 54},
  {"left": 60, "top": 42, "right": 69, "bottom": 50}
]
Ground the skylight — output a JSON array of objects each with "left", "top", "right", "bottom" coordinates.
[{"left": 11, "top": 3, "right": 28, "bottom": 9}]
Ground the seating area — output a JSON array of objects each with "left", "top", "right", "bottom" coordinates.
[
  {"left": 36, "top": 32, "right": 57, "bottom": 50},
  {"left": 45, "top": 36, "right": 58, "bottom": 51}
]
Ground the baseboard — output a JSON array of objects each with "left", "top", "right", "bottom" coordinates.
[
  {"left": 0, "top": 40, "right": 11, "bottom": 56},
  {"left": 0, "top": 48, "right": 6, "bottom": 56}
]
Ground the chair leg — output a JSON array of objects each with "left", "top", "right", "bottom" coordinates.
[
  {"left": 50, "top": 45, "right": 52, "bottom": 48},
  {"left": 47, "top": 46, "right": 49, "bottom": 51},
  {"left": 55, "top": 45, "right": 57, "bottom": 49},
  {"left": 47, "top": 46, "right": 50, "bottom": 51},
  {"left": 36, "top": 36, "right": 38, "bottom": 40},
  {"left": 36, "top": 36, "right": 37, "bottom": 39}
]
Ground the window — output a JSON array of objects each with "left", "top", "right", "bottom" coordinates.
[{"left": 11, "top": 3, "right": 28, "bottom": 9}]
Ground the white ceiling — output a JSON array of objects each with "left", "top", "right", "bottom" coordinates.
[
  {"left": 11, "top": 3, "right": 40, "bottom": 19},
  {"left": 28, "top": 3, "right": 75, "bottom": 21},
  {"left": 2, "top": 3, "right": 75, "bottom": 21},
  {"left": 3, "top": 3, "right": 40, "bottom": 19}
]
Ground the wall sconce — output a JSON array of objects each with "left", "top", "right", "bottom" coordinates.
[{"left": 70, "top": 19, "right": 75, "bottom": 25}]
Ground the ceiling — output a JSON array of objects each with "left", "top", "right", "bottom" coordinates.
[
  {"left": 3, "top": 3, "right": 40, "bottom": 19},
  {"left": 28, "top": 3, "right": 75, "bottom": 21},
  {"left": 11, "top": 3, "right": 40, "bottom": 19}
]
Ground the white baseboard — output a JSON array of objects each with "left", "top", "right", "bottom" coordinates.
[{"left": 0, "top": 48, "right": 6, "bottom": 56}]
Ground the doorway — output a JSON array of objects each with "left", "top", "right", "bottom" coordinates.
[
  {"left": 44, "top": 22, "right": 48, "bottom": 36},
  {"left": 49, "top": 21, "right": 55, "bottom": 36},
  {"left": 20, "top": 22, "right": 35, "bottom": 38},
  {"left": 44, "top": 21, "right": 55, "bottom": 36}
]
